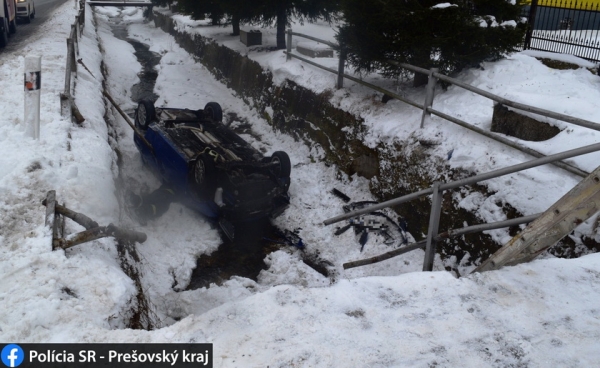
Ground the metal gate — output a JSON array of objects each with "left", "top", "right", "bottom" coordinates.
[{"left": 524, "top": 0, "right": 600, "bottom": 62}]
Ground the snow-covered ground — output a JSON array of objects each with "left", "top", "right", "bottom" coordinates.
[{"left": 0, "top": 2, "right": 599, "bottom": 366}]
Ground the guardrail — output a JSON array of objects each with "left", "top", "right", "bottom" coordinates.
[
  {"left": 285, "top": 29, "right": 600, "bottom": 178},
  {"left": 60, "top": 0, "right": 86, "bottom": 123}
]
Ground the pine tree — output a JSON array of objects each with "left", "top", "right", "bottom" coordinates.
[
  {"left": 219, "top": 0, "right": 261, "bottom": 36},
  {"left": 152, "top": 0, "right": 339, "bottom": 48},
  {"left": 251, "top": 0, "right": 340, "bottom": 49},
  {"left": 337, "top": 0, "right": 526, "bottom": 86},
  {"left": 220, "top": 0, "right": 339, "bottom": 49},
  {"left": 175, "top": 0, "right": 225, "bottom": 25}
]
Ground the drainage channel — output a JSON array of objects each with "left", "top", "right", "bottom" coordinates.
[{"left": 108, "top": 19, "right": 307, "bottom": 291}]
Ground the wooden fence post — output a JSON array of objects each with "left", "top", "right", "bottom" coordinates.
[
  {"left": 420, "top": 67, "right": 438, "bottom": 128},
  {"left": 44, "top": 190, "right": 59, "bottom": 249},
  {"left": 423, "top": 181, "right": 443, "bottom": 271},
  {"left": 80, "top": 0, "right": 85, "bottom": 26},
  {"left": 474, "top": 165, "right": 600, "bottom": 273}
]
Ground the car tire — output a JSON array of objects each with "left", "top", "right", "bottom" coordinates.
[
  {"left": 25, "top": 11, "right": 31, "bottom": 24},
  {"left": 203, "top": 102, "right": 223, "bottom": 122},
  {"left": 31, "top": 6, "right": 35, "bottom": 19},
  {"left": 0, "top": 19, "right": 8, "bottom": 48},
  {"left": 135, "top": 100, "right": 156, "bottom": 130},
  {"left": 192, "top": 154, "right": 216, "bottom": 190},
  {"left": 270, "top": 151, "right": 291, "bottom": 179}
]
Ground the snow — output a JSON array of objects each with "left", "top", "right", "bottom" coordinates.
[
  {"left": 431, "top": 3, "right": 458, "bottom": 9},
  {"left": 0, "top": 2, "right": 599, "bottom": 366}
]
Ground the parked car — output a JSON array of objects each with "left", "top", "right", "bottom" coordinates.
[
  {"left": 0, "top": 0, "right": 18, "bottom": 48},
  {"left": 16, "top": 0, "right": 33, "bottom": 23},
  {"left": 132, "top": 100, "right": 291, "bottom": 240}
]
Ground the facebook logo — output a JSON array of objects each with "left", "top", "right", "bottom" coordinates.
[{"left": 1, "top": 345, "right": 24, "bottom": 367}]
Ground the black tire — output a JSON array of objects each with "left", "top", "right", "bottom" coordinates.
[
  {"left": 8, "top": 17, "right": 16, "bottom": 35},
  {"left": 191, "top": 154, "right": 216, "bottom": 190},
  {"left": 270, "top": 151, "right": 291, "bottom": 179},
  {"left": 203, "top": 102, "right": 223, "bottom": 122},
  {"left": 0, "top": 19, "right": 8, "bottom": 48},
  {"left": 31, "top": 6, "right": 35, "bottom": 19},
  {"left": 135, "top": 100, "right": 156, "bottom": 130},
  {"left": 25, "top": 11, "right": 31, "bottom": 24}
]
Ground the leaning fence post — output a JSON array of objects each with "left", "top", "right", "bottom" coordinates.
[
  {"left": 45, "top": 190, "right": 59, "bottom": 249},
  {"left": 286, "top": 29, "right": 292, "bottom": 61},
  {"left": 337, "top": 45, "right": 346, "bottom": 89},
  {"left": 80, "top": 0, "right": 85, "bottom": 27},
  {"left": 420, "top": 67, "right": 439, "bottom": 128},
  {"left": 61, "top": 38, "right": 74, "bottom": 118},
  {"left": 423, "top": 181, "right": 443, "bottom": 271}
]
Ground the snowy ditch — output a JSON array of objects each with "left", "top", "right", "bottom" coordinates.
[
  {"left": 3, "top": 3, "right": 600, "bottom": 364},
  {"left": 104, "top": 14, "right": 336, "bottom": 290},
  {"left": 92, "top": 7, "right": 429, "bottom": 329},
  {"left": 84, "top": 4, "right": 600, "bottom": 331}
]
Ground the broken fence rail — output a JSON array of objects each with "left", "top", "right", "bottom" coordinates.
[
  {"left": 326, "top": 141, "right": 600, "bottom": 271},
  {"left": 343, "top": 213, "right": 540, "bottom": 270},
  {"left": 43, "top": 190, "right": 147, "bottom": 250}
]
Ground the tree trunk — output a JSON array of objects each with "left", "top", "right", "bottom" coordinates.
[
  {"left": 276, "top": 4, "right": 286, "bottom": 49},
  {"left": 231, "top": 13, "right": 240, "bottom": 36},
  {"left": 412, "top": 47, "right": 431, "bottom": 87},
  {"left": 413, "top": 72, "right": 429, "bottom": 88}
]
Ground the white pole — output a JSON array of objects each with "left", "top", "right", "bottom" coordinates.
[{"left": 24, "top": 56, "right": 42, "bottom": 139}]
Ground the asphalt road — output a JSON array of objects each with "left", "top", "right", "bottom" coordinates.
[{"left": 1, "top": 0, "right": 71, "bottom": 53}]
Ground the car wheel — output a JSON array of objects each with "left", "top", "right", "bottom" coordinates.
[
  {"left": 25, "top": 9, "right": 31, "bottom": 24},
  {"left": 192, "top": 154, "right": 216, "bottom": 190},
  {"left": 270, "top": 151, "right": 291, "bottom": 179},
  {"left": 0, "top": 19, "right": 8, "bottom": 48},
  {"left": 203, "top": 102, "right": 223, "bottom": 122},
  {"left": 31, "top": 6, "right": 35, "bottom": 19},
  {"left": 135, "top": 100, "right": 156, "bottom": 130}
]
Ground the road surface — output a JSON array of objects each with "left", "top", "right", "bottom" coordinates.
[{"left": 1, "top": 0, "right": 71, "bottom": 53}]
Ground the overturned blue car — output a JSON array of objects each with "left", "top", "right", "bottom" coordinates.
[{"left": 132, "top": 100, "right": 291, "bottom": 240}]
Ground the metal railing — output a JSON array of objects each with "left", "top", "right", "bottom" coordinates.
[
  {"left": 324, "top": 141, "right": 600, "bottom": 271},
  {"left": 523, "top": 0, "right": 600, "bottom": 62},
  {"left": 60, "top": 0, "right": 86, "bottom": 122},
  {"left": 284, "top": 30, "right": 600, "bottom": 271},
  {"left": 285, "top": 29, "right": 600, "bottom": 178}
]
